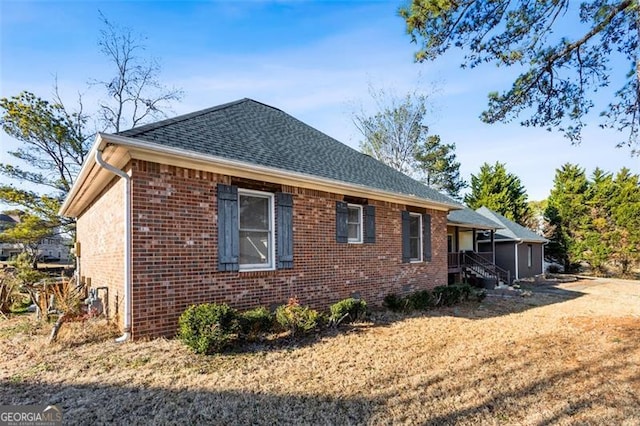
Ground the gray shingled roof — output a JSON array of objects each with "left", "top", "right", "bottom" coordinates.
[
  {"left": 475, "top": 207, "right": 548, "bottom": 243},
  {"left": 448, "top": 207, "right": 502, "bottom": 229},
  {"left": 117, "top": 98, "right": 460, "bottom": 207}
]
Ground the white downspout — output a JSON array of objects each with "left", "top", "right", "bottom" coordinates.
[
  {"left": 542, "top": 242, "right": 548, "bottom": 274},
  {"left": 95, "top": 149, "right": 131, "bottom": 342},
  {"left": 514, "top": 240, "right": 523, "bottom": 281}
]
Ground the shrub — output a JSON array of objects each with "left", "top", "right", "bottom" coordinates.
[
  {"left": 239, "top": 306, "right": 273, "bottom": 337},
  {"left": 275, "top": 297, "right": 320, "bottom": 336},
  {"left": 178, "top": 303, "right": 239, "bottom": 354},
  {"left": 383, "top": 293, "right": 407, "bottom": 312},
  {"left": 432, "top": 284, "right": 474, "bottom": 306},
  {"left": 329, "top": 298, "right": 367, "bottom": 326},
  {"left": 407, "top": 290, "right": 433, "bottom": 311},
  {"left": 475, "top": 288, "right": 488, "bottom": 302}
]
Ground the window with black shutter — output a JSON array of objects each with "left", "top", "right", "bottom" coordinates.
[{"left": 217, "top": 185, "right": 294, "bottom": 271}]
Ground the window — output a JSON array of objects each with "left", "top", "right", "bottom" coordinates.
[
  {"left": 409, "top": 213, "right": 422, "bottom": 262},
  {"left": 527, "top": 244, "right": 533, "bottom": 268},
  {"left": 218, "top": 184, "right": 293, "bottom": 272},
  {"left": 336, "top": 202, "right": 375, "bottom": 244},
  {"left": 402, "top": 211, "right": 431, "bottom": 263},
  {"left": 238, "top": 190, "right": 274, "bottom": 270},
  {"left": 347, "top": 204, "right": 362, "bottom": 243}
]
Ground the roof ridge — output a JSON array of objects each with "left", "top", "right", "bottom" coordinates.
[{"left": 117, "top": 98, "right": 271, "bottom": 137}]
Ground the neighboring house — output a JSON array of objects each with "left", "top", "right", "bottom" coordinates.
[
  {"left": 0, "top": 213, "right": 71, "bottom": 262},
  {"left": 0, "top": 213, "right": 20, "bottom": 261},
  {"left": 60, "top": 98, "right": 461, "bottom": 339},
  {"left": 37, "top": 235, "right": 72, "bottom": 262},
  {"left": 475, "top": 207, "right": 548, "bottom": 281}
]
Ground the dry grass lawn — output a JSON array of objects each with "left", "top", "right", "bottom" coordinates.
[{"left": 1, "top": 277, "right": 639, "bottom": 425}]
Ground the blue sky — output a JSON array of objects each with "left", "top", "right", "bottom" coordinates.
[{"left": 1, "top": 0, "right": 638, "bottom": 203}]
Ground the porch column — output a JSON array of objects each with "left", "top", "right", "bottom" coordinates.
[
  {"left": 491, "top": 230, "right": 495, "bottom": 263},
  {"left": 473, "top": 228, "right": 477, "bottom": 252}
]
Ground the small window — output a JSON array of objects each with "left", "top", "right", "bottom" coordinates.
[
  {"left": 409, "top": 213, "right": 422, "bottom": 262},
  {"left": 527, "top": 244, "right": 533, "bottom": 268},
  {"left": 347, "top": 204, "right": 363, "bottom": 243},
  {"left": 238, "top": 190, "right": 274, "bottom": 270}
]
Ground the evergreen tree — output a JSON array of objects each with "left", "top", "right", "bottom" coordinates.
[
  {"left": 581, "top": 169, "right": 615, "bottom": 274},
  {"left": 545, "top": 164, "right": 589, "bottom": 271},
  {"left": 464, "top": 162, "right": 531, "bottom": 225},
  {"left": 609, "top": 168, "right": 640, "bottom": 274},
  {"left": 414, "top": 135, "right": 466, "bottom": 198}
]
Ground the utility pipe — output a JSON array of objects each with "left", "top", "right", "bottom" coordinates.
[{"left": 95, "top": 149, "right": 131, "bottom": 342}]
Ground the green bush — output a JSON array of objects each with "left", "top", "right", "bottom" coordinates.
[
  {"left": 239, "top": 306, "right": 273, "bottom": 336},
  {"left": 329, "top": 298, "right": 367, "bottom": 326},
  {"left": 407, "top": 290, "right": 433, "bottom": 311},
  {"left": 475, "top": 288, "right": 488, "bottom": 302},
  {"left": 275, "top": 297, "right": 320, "bottom": 336},
  {"left": 178, "top": 303, "right": 239, "bottom": 354},
  {"left": 432, "top": 284, "right": 474, "bottom": 306},
  {"left": 383, "top": 293, "right": 407, "bottom": 312}
]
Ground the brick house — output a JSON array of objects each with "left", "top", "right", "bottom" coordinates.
[{"left": 60, "top": 99, "right": 461, "bottom": 340}]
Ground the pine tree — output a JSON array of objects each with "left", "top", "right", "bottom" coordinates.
[{"left": 414, "top": 135, "right": 466, "bottom": 198}]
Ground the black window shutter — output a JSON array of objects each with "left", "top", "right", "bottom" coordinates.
[
  {"left": 336, "top": 201, "right": 348, "bottom": 243},
  {"left": 276, "top": 192, "right": 294, "bottom": 269},
  {"left": 217, "top": 184, "right": 239, "bottom": 272},
  {"left": 423, "top": 213, "right": 432, "bottom": 262},
  {"left": 401, "top": 210, "right": 411, "bottom": 263},
  {"left": 364, "top": 205, "right": 376, "bottom": 243}
]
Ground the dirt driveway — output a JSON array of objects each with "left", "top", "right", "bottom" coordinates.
[{"left": 1, "top": 277, "right": 639, "bottom": 425}]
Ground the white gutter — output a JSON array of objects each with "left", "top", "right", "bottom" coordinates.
[{"left": 95, "top": 149, "right": 131, "bottom": 343}]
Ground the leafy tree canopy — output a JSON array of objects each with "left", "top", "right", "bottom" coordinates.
[
  {"left": 464, "top": 161, "right": 531, "bottom": 225},
  {"left": 400, "top": 0, "right": 639, "bottom": 153}
]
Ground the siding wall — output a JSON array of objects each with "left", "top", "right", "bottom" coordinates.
[
  {"left": 75, "top": 174, "right": 126, "bottom": 328},
  {"left": 127, "top": 160, "right": 448, "bottom": 339},
  {"left": 517, "top": 243, "right": 544, "bottom": 279},
  {"left": 479, "top": 241, "right": 545, "bottom": 282}
]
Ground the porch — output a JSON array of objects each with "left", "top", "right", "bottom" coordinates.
[{"left": 448, "top": 250, "right": 511, "bottom": 286}]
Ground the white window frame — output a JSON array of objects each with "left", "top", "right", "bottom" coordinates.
[
  {"left": 347, "top": 204, "right": 363, "bottom": 244},
  {"left": 527, "top": 244, "right": 533, "bottom": 268},
  {"left": 238, "top": 189, "right": 275, "bottom": 272},
  {"left": 409, "top": 212, "right": 423, "bottom": 262}
]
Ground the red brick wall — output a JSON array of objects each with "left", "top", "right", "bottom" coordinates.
[
  {"left": 129, "top": 160, "right": 448, "bottom": 339},
  {"left": 76, "top": 174, "right": 126, "bottom": 329}
]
